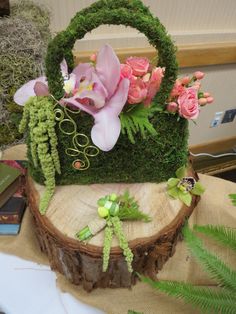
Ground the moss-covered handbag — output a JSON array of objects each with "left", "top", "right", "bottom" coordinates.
[{"left": 18, "top": 0, "right": 188, "bottom": 213}]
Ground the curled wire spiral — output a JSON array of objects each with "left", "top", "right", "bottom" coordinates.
[{"left": 54, "top": 106, "right": 99, "bottom": 171}]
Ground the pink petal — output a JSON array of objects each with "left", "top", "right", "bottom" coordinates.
[
  {"left": 79, "top": 89, "right": 106, "bottom": 109},
  {"left": 91, "top": 72, "right": 108, "bottom": 100},
  {"left": 62, "top": 97, "right": 98, "bottom": 116},
  {"left": 72, "top": 63, "right": 94, "bottom": 85},
  {"left": 91, "top": 111, "right": 121, "bottom": 152},
  {"left": 34, "top": 82, "right": 49, "bottom": 96},
  {"left": 14, "top": 77, "right": 47, "bottom": 106},
  {"left": 96, "top": 44, "right": 120, "bottom": 98},
  {"left": 91, "top": 78, "right": 130, "bottom": 151},
  {"left": 104, "top": 78, "right": 130, "bottom": 116}
]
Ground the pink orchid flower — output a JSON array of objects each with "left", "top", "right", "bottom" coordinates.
[{"left": 14, "top": 44, "right": 130, "bottom": 152}]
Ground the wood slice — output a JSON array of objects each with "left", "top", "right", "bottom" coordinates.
[{"left": 27, "top": 169, "right": 200, "bottom": 292}]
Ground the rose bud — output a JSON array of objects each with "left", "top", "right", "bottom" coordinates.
[
  {"left": 203, "top": 92, "right": 210, "bottom": 97},
  {"left": 90, "top": 53, "right": 97, "bottom": 62},
  {"left": 198, "top": 98, "right": 207, "bottom": 106},
  {"left": 194, "top": 71, "right": 205, "bottom": 80},
  {"left": 206, "top": 96, "right": 214, "bottom": 103},
  {"left": 167, "top": 102, "right": 178, "bottom": 113}
]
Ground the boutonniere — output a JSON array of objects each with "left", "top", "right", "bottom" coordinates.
[
  {"left": 76, "top": 191, "right": 151, "bottom": 272},
  {"left": 167, "top": 166, "right": 205, "bottom": 206}
]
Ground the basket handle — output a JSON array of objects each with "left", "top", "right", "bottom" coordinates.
[{"left": 45, "top": 0, "right": 178, "bottom": 105}]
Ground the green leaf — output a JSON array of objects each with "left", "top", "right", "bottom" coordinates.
[
  {"left": 175, "top": 166, "right": 186, "bottom": 179},
  {"left": 128, "top": 310, "right": 144, "bottom": 314},
  {"left": 178, "top": 190, "right": 192, "bottom": 206},
  {"left": 141, "top": 276, "right": 236, "bottom": 314},
  {"left": 183, "top": 225, "right": 236, "bottom": 292},
  {"left": 167, "top": 186, "right": 179, "bottom": 199},
  {"left": 191, "top": 182, "right": 205, "bottom": 196},
  {"left": 167, "top": 178, "right": 180, "bottom": 188},
  {"left": 120, "top": 104, "right": 157, "bottom": 144},
  {"left": 194, "top": 224, "right": 236, "bottom": 252}
]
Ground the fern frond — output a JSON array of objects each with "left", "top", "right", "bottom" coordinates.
[
  {"left": 194, "top": 224, "right": 236, "bottom": 252},
  {"left": 229, "top": 194, "right": 236, "bottom": 206},
  {"left": 118, "top": 190, "right": 151, "bottom": 222},
  {"left": 141, "top": 277, "right": 236, "bottom": 314},
  {"left": 120, "top": 104, "right": 157, "bottom": 144},
  {"left": 183, "top": 225, "right": 236, "bottom": 292}
]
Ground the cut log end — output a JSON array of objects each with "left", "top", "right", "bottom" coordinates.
[{"left": 27, "top": 168, "right": 200, "bottom": 292}]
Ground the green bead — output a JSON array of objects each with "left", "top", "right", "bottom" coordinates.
[
  {"left": 109, "top": 193, "right": 118, "bottom": 201},
  {"left": 98, "top": 206, "right": 109, "bottom": 218},
  {"left": 97, "top": 198, "right": 106, "bottom": 206}
]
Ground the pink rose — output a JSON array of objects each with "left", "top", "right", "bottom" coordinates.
[
  {"left": 167, "top": 102, "right": 178, "bottom": 113},
  {"left": 180, "top": 76, "right": 191, "bottom": 85},
  {"left": 126, "top": 57, "right": 149, "bottom": 76},
  {"left": 120, "top": 64, "right": 133, "bottom": 79},
  {"left": 144, "top": 67, "right": 164, "bottom": 106},
  {"left": 178, "top": 87, "right": 199, "bottom": 120},
  {"left": 170, "top": 81, "right": 185, "bottom": 98},
  {"left": 128, "top": 79, "right": 148, "bottom": 104}
]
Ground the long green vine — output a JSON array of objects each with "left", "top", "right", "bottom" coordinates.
[{"left": 19, "top": 96, "right": 60, "bottom": 214}]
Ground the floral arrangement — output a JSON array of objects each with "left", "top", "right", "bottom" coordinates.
[
  {"left": 14, "top": 43, "right": 213, "bottom": 153},
  {"left": 14, "top": 44, "right": 163, "bottom": 151}
]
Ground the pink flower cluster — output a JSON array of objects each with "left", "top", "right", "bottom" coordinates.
[
  {"left": 167, "top": 71, "right": 214, "bottom": 120},
  {"left": 120, "top": 57, "right": 164, "bottom": 106}
]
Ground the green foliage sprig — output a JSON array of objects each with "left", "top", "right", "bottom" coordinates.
[
  {"left": 141, "top": 224, "right": 236, "bottom": 313},
  {"left": 183, "top": 225, "right": 236, "bottom": 292},
  {"left": 229, "top": 194, "right": 236, "bottom": 206},
  {"left": 120, "top": 104, "right": 157, "bottom": 144},
  {"left": 19, "top": 96, "right": 60, "bottom": 214},
  {"left": 117, "top": 190, "right": 151, "bottom": 222},
  {"left": 141, "top": 276, "right": 236, "bottom": 314},
  {"left": 194, "top": 224, "right": 236, "bottom": 252}
]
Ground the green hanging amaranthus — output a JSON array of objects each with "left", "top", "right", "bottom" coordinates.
[{"left": 19, "top": 96, "right": 61, "bottom": 214}]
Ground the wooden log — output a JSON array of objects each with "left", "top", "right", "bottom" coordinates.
[{"left": 27, "top": 169, "right": 200, "bottom": 292}]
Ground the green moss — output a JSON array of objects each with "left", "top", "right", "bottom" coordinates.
[
  {"left": 0, "top": 0, "right": 50, "bottom": 148},
  {"left": 28, "top": 109, "right": 188, "bottom": 185},
  {"left": 0, "top": 122, "right": 22, "bottom": 145}
]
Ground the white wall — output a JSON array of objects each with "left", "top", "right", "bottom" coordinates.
[
  {"left": 27, "top": 0, "right": 236, "bottom": 49},
  {"left": 18, "top": 0, "right": 236, "bottom": 146}
]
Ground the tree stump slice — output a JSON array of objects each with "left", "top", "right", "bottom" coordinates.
[{"left": 27, "top": 170, "right": 200, "bottom": 292}]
